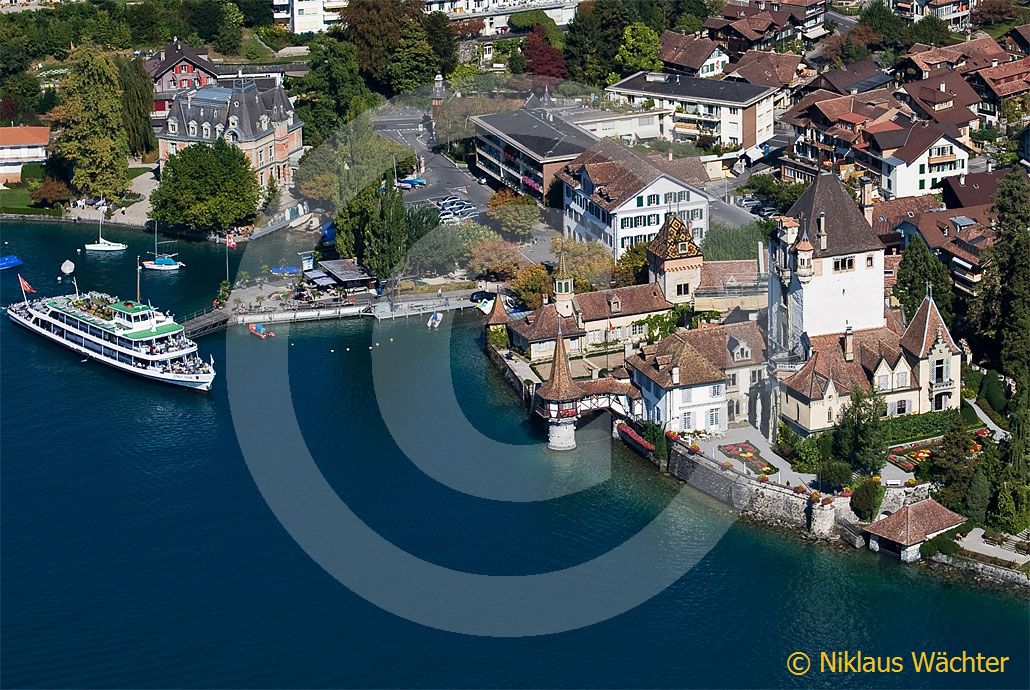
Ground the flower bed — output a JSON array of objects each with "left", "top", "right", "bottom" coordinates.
[
  {"left": 718, "top": 441, "right": 776, "bottom": 474},
  {"left": 617, "top": 422, "right": 655, "bottom": 454}
]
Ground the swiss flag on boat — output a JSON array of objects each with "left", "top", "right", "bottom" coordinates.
[
  {"left": 226, "top": 234, "right": 237, "bottom": 249},
  {"left": 18, "top": 275, "right": 36, "bottom": 294}
]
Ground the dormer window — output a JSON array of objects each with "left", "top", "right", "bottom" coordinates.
[
  {"left": 168, "top": 119, "right": 178, "bottom": 134},
  {"left": 188, "top": 121, "right": 197, "bottom": 137},
  {"left": 610, "top": 297, "right": 621, "bottom": 313},
  {"left": 202, "top": 123, "right": 211, "bottom": 138},
  {"left": 228, "top": 115, "right": 238, "bottom": 129},
  {"left": 733, "top": 345, "right": 750, "bottom": 361}
]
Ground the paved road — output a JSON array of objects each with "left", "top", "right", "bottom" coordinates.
[
  {"left": 826, "top": 10, "right": 859, "bottom": 32},
  {"left": 710, "top": 198, "right": 760, "bottom": 228},
  {"left": 381, "top": 129, "right": 493, "bottom": 211}
]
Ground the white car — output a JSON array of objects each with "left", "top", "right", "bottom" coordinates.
[{"left": 439, "top": 195, "right": 461, "bottom": 205}]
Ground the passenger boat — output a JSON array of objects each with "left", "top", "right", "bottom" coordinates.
[
  {"left": 249, "top": 323, "right": 274, "bottom": 339},
  {"left": 0, "top": 255, "right": 23, "bottom": 270},
  {"left": 7, "top": 290, "right": 215, "bottom": 391}
]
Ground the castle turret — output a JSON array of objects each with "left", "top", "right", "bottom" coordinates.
[
  {"left": 796, "top": 231, "right": 814, "bottom": 283},
  {"left": 535, "top": 333, "right": 582, "bottom": 451},
  {"left": 554, "top": 245, "right": 575, "bottom": 318}
]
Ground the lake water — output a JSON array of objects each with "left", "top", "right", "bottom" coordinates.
[{"left": 1, "top": 221, "right": 1027, "bottom": 688}]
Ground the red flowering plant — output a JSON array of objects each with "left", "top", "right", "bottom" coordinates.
[{"left": 718, "top": 441, "right": 775, "bottom": 474}]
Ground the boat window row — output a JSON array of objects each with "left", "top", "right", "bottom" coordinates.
[{"left": 51, "top": 310, "right": 146, "bottom": 351}]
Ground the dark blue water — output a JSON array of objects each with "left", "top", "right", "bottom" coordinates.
[{"left": 2, "top": 221, "right": 1028, "bottom": 688}]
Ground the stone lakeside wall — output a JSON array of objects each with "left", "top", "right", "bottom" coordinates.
[
  {"left": 668, "top": 444, "right": 835, "bottom": 538},
  {"left": 486, "top": 345, "right": 534, "bottom": 409},
  {"left": 931, "top": 554, "right": 1030, "bottom": 588}
]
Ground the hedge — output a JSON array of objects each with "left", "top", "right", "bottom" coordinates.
[
  {"left": 0, "top": 205, "right": 62, "bottom": 217},
  {"left": 959, "top": 398, "right": 981, "bottom": 427}
]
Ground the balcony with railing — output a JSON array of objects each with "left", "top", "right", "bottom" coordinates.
[
  {"left": 928, "top": 152, "right": 957, "bottom": 165},
  {"left": 930, "top": 377, "right": 955, "bottom": 393}
]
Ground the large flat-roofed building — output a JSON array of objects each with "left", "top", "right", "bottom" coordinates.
[
  {"left": 157, "top": 80, "right": 304, "bottom": 188},
  {"left": 606, "top": 71, "right": 777, "bottom": 148},
  {"left": 471, "top": 104, "right": 598, "bottom": 201}
]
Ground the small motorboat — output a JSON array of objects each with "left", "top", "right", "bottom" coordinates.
[
  {"left": 427, "top": 310, "right": 442, "bottom": 329},
  {"left": 249, "top": 323, "right": 275, "bottom": 339},
  {"left": 0, "top": 255, "right": 23, "bottom": 270}
]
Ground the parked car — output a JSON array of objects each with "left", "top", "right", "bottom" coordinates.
[
  {"left": 736, "top": 195, "right": 759, "bottom": 208},
  {"left": 457, "top": 209, "right": 480, "bottom": 220},
  {"left": 756, "top": 206, "right": 780, "bottom": 218},
  {"left": 440, "top": 200, "right": 466, "bottom": 210},
  {"left": 403, "top": 177, "right": 427, "bottom": 187},
  {"left": 438, "top": 211, "right": 456, "bottom": 221},
  {"left": 439, "top": 195, "right": 461, "bottom": 205},
  {"left": 396, "top": 181, "right": 412, "bottom": 190}
]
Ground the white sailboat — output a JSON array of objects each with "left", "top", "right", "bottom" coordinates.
[
  {"left": 84, "top": 203, "right": 127, "bottom": 252},
  {"left": 141, "top": 222, "right": 184, "bottom": 271}
]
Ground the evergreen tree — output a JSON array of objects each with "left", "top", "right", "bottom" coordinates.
[
  {"left": 930, "top": 421, "right": 975, "bottom": 511},
  {"left": 1007, "top": 374, "right": 1030, "bottom": 480},
  {"left": 290, "top": 35, "right": 377, "bottom": 146},
  {"left": 893, "top": 237, "right": 954, "bottom": 325},
  {"left": 213, "top": 2, "right": 243, "bottom": 55},
  {"left": 422, "top": 12, "right": 458, "bottom": 76},
  {"left": 563, "top": 0, "right": 631, "bottom": 86},
  {"left": 834, "top": 388, "right": 888, "bottom": 474},
  {"left": 993, "top": 170, "right": 1030, "bottom": 378},
  {"left": 965, "top": 467, "right": 992, "bottom": 524},
  {"left": 149, "top": 139, "right": 259, "bottom": 234},
  {"left": 49, "top": 44, "right": 128, "bottom": 199},
  {"left": 968, "top": 243, "right": 1002, "bottom": 340},
  {"left": 364, "top": 183, "right": 409, "bottom": 279},
  {"left": 387, "top": 19, "right": 438, "bottom": 95},
  {"left": 114, "top": 55, "right": 156, "bottom": 157},
  {"left": 990, "top": 482, "right": 1019, "bottom": 532},
  {"left": 615, "top": 22, "right": 663, "bottom": 75},
  {"left": 341, "top": 0, "right": 424, "bottom": 91}
]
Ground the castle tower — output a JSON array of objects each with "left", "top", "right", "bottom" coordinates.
[
  {"left": 535, "top": 333, "right": 582, "bottom": 451},
  {"left": 484, "top": 293, "right": 511, "bottom": 348},
  {"left": 554, "top": 245, "right": 575, "bottom": 318}
]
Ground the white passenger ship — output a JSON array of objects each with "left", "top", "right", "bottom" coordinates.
[{"left": 7, "top": 292, "right": 215, "bottom": 391}]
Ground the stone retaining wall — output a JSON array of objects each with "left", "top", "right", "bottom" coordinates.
[
  {"left": 668, "top": 445, "right": 835, "bottom": 538},
  {"left": 931, "top": 554, "right": 1030, "bottom": 588},
  {"left": 486, "top": 345, "right": 534, "bottom": 408}
]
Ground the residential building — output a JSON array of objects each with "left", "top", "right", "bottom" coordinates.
[
  {"left": 774, "top": 0, "right": 828, "bottom": 38},
  {"left": 659, "top": 31, "right": 730, "bottom": 77},
  {"left": 625, "top": 335, "right": 729, "bottom": 433},
  {"left": 809, "top": 57, "right": 892, "bottom": 96},
  {"left": 703, "top": 3, "right": 804, "bottom": 57},
  {"left": 891, "top": 0, "right": 979, "bottom": 28},
  {"left": 768, "top": 173, "right": 962, "bottom": 435},
  {"left": 939, "top": 166, "right": 1023, "bottom": 207},
  {"left": 967, "top": 57, "right": 1030, "bottom": 126},
  {"left": 471, "top": 102, "right": 597, "bottom": 202},
  {"left": 273, "top": 0, "right": 582, "bottom": 35},
  {"left": 606, "top": 71, "right": 777, "bottom": 148},
  {"left": 722, "top": 50, "right": 814, "bottom": 111},
  {"left": 779, "top": 88, "right": 909, "bottom": 184},
  {"left": 680, "top": 320, "right": 768, "bottom": 427},
  {"left": 157, "top": 80, "right": 304, "bottom": 187},
  {"left": 505, "top": 255, "right": 673, "bottom": 361},
  {"left": 852, "top": 121, "right": 969, "bottom": 199},
  {"left": 896, "top": 203, "right": 996, "bottom": 295},
  {"left": 0, "top": 126, "right": 49, "bottom": 183},
  {"left": 547, "top": 102, "right": 673, "bottom": 142},
  {"left": 144, "top": 39, "right": 307, "bottom": 120},
  {"left": 1002, "top": 24, "right": 1030, "bottom": 56},
  {"left": 895, "top": 37, "right": 1010, "bottom": 82},
  {"left": 865, "top": 498, "right": 965, "bottom": 562},
  {"left": 897, "top": 72, "right": 981, "bottom": 147},
  {"left": 646, "top": 214, "right": 768, "bottom": 313},
  {"left": 556, "top": 139, "right": 712, "bottom": 259},
  {"left": 865, "top": 192, "right": 942, "bottom": 247}
]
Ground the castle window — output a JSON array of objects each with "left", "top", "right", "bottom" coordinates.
[
  {"left": 168, "top": 119, "right": 178, "bottom": 134},
  {"left": 877, "top": 374, "right": 888, "bottom": 390},
  {"left": 678, "top": 241, "right": 689, "bottom": 254},
  {"left": 202, "top": 123, "right": 211, "bottom": 138},
  {"left": 866, "top": 254, "right": 874, "bottom": 268},
  {"left": 676, "top": 283, "right": 690, "bottom": 297},
  {"left": 827, "top": 407, "right": 833, "bottom": 422},
  {"left": 188, "top": 121, "right": 197, "bottom": 136},
  {"left": 896, "top": 399, "right": 908, "bottom": 414},
  {"left": 833, "top": 256, "right": 855, "bottom": 272}
]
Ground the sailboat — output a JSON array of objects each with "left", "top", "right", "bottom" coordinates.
[
  {"left": 141, "top": 222, "right": 184, "bottom": 271},
  {"left": 84, "top": 203, "right": 127, "bottom": 252}
]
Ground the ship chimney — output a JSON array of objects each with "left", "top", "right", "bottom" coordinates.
[{"left": 844, "top": 326, "right": 854, "bottom": 362}]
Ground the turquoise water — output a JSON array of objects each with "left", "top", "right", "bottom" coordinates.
[{"left": 1, "top": 221, "right": 1027, "bottom": 688}]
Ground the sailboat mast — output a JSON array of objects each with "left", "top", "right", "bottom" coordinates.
[{"left": 136, "top": 256, "right": 141, "bottom": 302}]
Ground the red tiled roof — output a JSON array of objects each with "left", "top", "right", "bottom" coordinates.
[
  {"left": 975, "top": 57, "right": 1030, "bottom": 99},
  {"left": 0, "top": 126, "right": 50, "bottom": 147},
  {"left": 865, "top": 499, "right": 965, "bottom": 545},
  {"left": 868, "top": 194, "right": 941, "bottom": 237},
  {"left": 899, "top": 294, "right": 961, "bottom": 358},
  {"left": 485, "top": 295, "right": 510, "bottom": 326},
  {"left": 537, "top": 334, "right": 582, "bottom": 402},
  {"left": 660, "top": 31, "right": 721, "bottom": 71},
  {"left": 726, "top": 50, "right": 803, "bottom": 88},
  {"left": 625, "top": 333, "right": 726, "bottom": 389},
  {"left": 682, "top": 321, "right": 766, "bottom": 371},
  {"left": 698, "top": 259, "right": 762, "bottom": 290}
]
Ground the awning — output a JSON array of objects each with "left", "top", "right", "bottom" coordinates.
[{"left": 803, "top": 26, "right": 829, "bottom": 40}]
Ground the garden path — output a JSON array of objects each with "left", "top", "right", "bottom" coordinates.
[{"left": 964, "top": 398, "right": 1010, "bottom": 441}]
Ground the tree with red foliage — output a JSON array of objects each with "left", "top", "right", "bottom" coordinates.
[
  {"left": 523, "top": 25, "right": 567, "bottom": 79},
  {"left": 31, "top": 178, "right": 73, "bottom": 207}
]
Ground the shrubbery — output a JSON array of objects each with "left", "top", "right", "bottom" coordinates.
[
  {"left": 850, "top": 480, "right": 885, "bottom": 522},
  {"left": 881, "top": 409, "right": 961, "bottom": 444}
]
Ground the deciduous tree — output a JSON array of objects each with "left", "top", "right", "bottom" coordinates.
[
  {"left": 524, "top": 25, "right": 567, "bottom": 79},
  {"left": 468, "top": 236, "right": 524, "bottom": 279},
  {"left": 511, "top": 264, "right": 553, "bottom": 310},
  {"left": 972, "top": 0, "right": 1015, "bottom": 25},
  {"left": 614, "top": 242, "right": 649, "bottom": 286},
  {"left": 993, "top": 171, "right": 1030, "bottom": 379},
  {"left": 615, "top": 22, "right": 663, "bottom": 75},
  {"left": 553, "top": 237, "right": 616, "bottom": 291},
  {"left": 290, "top": 35, "right": 378, "bottom": 146},
  {"left": 214, "top": 1, "right": 243, "bottom": 55},
  {"left": 30, "top": 178, "right": 72, "bottom": 207},
  {"left": 49, "top": 44, "right": 129, "bottom": 199},
  {"left": 149, "top": 138, "right": 259, "bottom": 234},
  {"left": 115, "top": 55, "right": 156, "bottom": 157},
  {"left": 341, "top": 0, "right": 424, "bottom": 91},
  {"left": 486, "top": 189, "right": 539, "bottom": 239}
]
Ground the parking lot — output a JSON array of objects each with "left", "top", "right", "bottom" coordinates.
[{"left": 419, "top": 194, "right": 484, "bottom": 224}]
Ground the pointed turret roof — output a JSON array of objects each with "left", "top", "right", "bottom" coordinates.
[
  {"left": 899, "top": 293, "right": 959, "bottom": 358},
  {"left": 786, "top": 172, "right": 882, "bottom": 258},
  {"left": 555, "top": 243, "right": 571, "bottom": 281},
  {"left": 537, "top": 334, "right": 582, "bottom": 402},
  {"left": 795, "top": 230, "right": 814, "bottom": 252},
  {"left": 647, "top": 214, "right": 702, "bottom": 262},
  {"left": 485, "top": 295, "right": 510, "bottom": 326}
]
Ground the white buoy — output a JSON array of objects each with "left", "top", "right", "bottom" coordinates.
[
  {"left": 389, "top": 337, "right": 394, "bottom": 342},
  {"left": 345, "top": 347, "right": 350, "bottom": 351},
  {"left": 375, "top": 342, "right": 380, "bottom": 347},
  {"left": 330, "top": 349, "right": 335, "bottom": 353}
]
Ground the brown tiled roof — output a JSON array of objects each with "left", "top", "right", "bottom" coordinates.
[
  {"left": 508, "top": 303, "right": 585, "bottom": 344},
  {"left": 555, "top": 138, "right": 708, "bottom": 213},
  {"left": 865, "top": 499, "right": 965, "bottom": 545},
  {"left": 625, "top": 333, "right": 726, "bottom": 389},
  {"left": 144, "top": 40, "right": 215, "bottom": 80},
  {"left": 0, "top": 126, "right": 50, "bottom": 147},
  {"left": 820, "top": 57, "right": 888, "bottom": 94},
  {"left": 577, "top": 377, "right": 642, "bottom": 400},
  {"left": 485, "top": 294, "right": 510, "bottom": 326},
  {"left": 975, "top": 57, "right": 1030, "bottom": 99},
  {"left": 900, "top": 72, "right": 981, "bottom": 126},
  {"left": 785, "top": 173, "right": 882, "bottom": 259},
  {"left": 913, "top": 204, "right": 994, "bottom": 253},
  {"left": 941, "top": 168, "right": 1029, "bottom": 207},
  {"left": 698, "top": 259, "right": 762, "bottom": 290},
  {"left": 865, "top": 122, "right": 961, "bottom": 165},
  {"left": 537, "top": 334, "right": 582, "bottom": 402},
  {"left": 647, "top": 215, "right": 701, "bottom": 262},
  {"left": 1006, "top": 24, "right": 1030, "bottom": 50},
  {"left": 899, "top": 294, "right": 960, "bottom": 358},
  {"left": 782, "top": 325, "right": 904, "bottom": 401},
  {"left": 868, "top": 194, "right": 942, "bottom": 237},
  {"left": 682, "top": 321, "right": 766, "bottom": 371},
  {"left": 783, "top": 89, "right": 905, "bottom": 131},
  {"left": 574, "top": 283, "right": 673, "bottom": 321},
  {"left": 660, "top": 31, "right": 721, "bottom": 71},
  {"left": 646, "top": 155, "right": 712, "bottom": 188},
  {"left": 904, "top": 37, "right": 1009, "bottom": 77},
  {"left": 726, "top": 50, "right": 803, "bottom": 88},
  {"left": 883, "top": 254, "right": 902, "bottom": 293}
]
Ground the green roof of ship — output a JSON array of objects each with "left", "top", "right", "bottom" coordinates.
[
  {"left": 47, "top": 297, "right": 183, "bottom": 339},
  {"left": 109, "top": 300, "right": 152, "bottom": 314}
]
